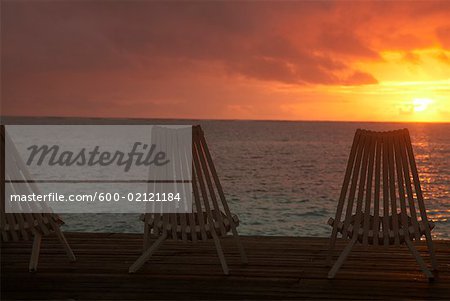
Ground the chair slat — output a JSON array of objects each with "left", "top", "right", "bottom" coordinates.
[
  {"left": 372, "top": 134, "right": 382, "bottom": 246},
  {"left": 329, "top": 130, "right": 361, "bottom": 242},
  {"left": 362, "top": 133, "right": 376, "bottom": 245},
  {"left": 353, "top": 131, "right": 372, "bottom": 242},
  {"left": 157, "top": 130, "right": 171, "bottom": 239},
  {"left": 403, "top": 130, "right": 437, "bottom": 269},
  {"left": 393, "top": 131, "right": 411, "bottom": 242},
  {"left": 197, "top": 126, "right": 248, "bottom": 263},
  {"left": 387, "top": 133, "right": 400, "bottom": 245},
  {"left": 165, "top": 133, "right": 178, "bottom": 241},
  {"left": 192, "top": 136, "right": 216, "bottom": 240},
  {"left": 194, "top": 133, "right": 226, "bottom": 236},
  {"left": 174, "top": 133, "right": 188, "bottom": 242},
  {"left": 381, "top": 135, "right": 390, "bottom": 245},
  {"left": 342, "top": 131, "right": 366, "bottom": 238},
  {"left": 398, "top": 131, "right": 420, "bottom": 241},
  {"left": 199, "top": 130, "right": 239, "bottom": 237},
  {"left": 191, "top": 168, "right": 208, "bottom": 240},
  {"left": 193, "top": 136, "right": 225, "bottom": 240},
  {"left": 181, "top": 137, "right": 197, "bottom": 242},
  {"left": 404, "top": 131, "right": 431, "bottom": 231}
]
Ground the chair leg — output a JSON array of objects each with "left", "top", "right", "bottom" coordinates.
[
  {"left": 326, "top": 229, "right": 339, "bottom": 267},
  {"left": 129, "top": 233, "right": 166, "bottom": 273},
  {"left": 423, "top": 232, "right": 438, "bottom": 271},
  {"left": 54, "top": 227, "right": 76, "bottom": 262},
  {"left": 143, "top": 223, "right": 151, "bottom": 251},
  {"left": 231, "top": 229, "right": 247, "bottom": 264},
  {"left": 405, "top": 239, "right": 434, "bottom": 280},
  {"left": 211, "top": 230, "right": 229, "bottom": 275},
  {"left": 328, "top": 237, "right": 357, "bottom": 279},
  {"left": 29, "top": 232, "right": 42, "bottom": 272}
]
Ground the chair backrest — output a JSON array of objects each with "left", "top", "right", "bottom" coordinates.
[
  {"left": 1, "top": 125, "right": 60, "bottom": 242},
  {"left": 332, "top": 128, "right": 433, "bottom": 246},
  {"left": 144, "top": 125, "right": 237, "bottom": 241}
]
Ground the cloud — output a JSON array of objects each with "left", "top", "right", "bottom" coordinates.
[
  {"left": 1, "top": 0, "right": 449, "bottom": 119},
  {"left": 2, "top": 1, "right": 376, "bottom": 86},
  {"left": 317, "top": 29, "right": 378, "bottom": 59},
  {"left": 434, "top": 51, "right": 450, "bottom": 65},
  {"left": 436, "top": 26, "right": 450, "bottom": 48},
  {"left": 342, "top": 71, "right": 377, "bottom": 86},
  {"left": 402, "top": 52, "right": 422, "bottom": 65}
]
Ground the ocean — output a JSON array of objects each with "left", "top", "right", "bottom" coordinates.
[{"left": 4, "top": 118, "right": 450, "bottom": 238}]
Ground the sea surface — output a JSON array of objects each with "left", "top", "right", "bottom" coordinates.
[{"left": 4, "top": 118, "right": 450, "bottom": 238}]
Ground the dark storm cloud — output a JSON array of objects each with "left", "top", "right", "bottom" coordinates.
[{"left": 2, "top": 1, "right": 376, "bottom": 86}]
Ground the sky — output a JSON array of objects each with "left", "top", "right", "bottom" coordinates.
[{"left": 2, "top": 1, "right": 450, "bottom": 122}]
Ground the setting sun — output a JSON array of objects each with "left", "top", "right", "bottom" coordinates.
[{"left": 413, "top": 98, "right": 434, "bottom": 112}]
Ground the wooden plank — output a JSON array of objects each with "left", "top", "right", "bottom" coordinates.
[{"left": 2, "top": 233, "right": 449, "bottom": 300}]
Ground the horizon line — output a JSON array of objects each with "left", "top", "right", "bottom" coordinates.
[{"left": 1, "top": 115, "right": 449, "bottom": 124}]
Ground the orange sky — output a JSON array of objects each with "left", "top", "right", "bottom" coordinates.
[{"left": 2, "top": 1, "right": 449, "bottom": 122}]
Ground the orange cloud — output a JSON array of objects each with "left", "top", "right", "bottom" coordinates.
[{"left": 1, "top": 1, "right": 449, "bottom": 121}]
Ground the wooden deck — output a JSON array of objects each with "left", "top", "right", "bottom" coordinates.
[{"left": 1, "top": 232, "right": 449, "bottom": 300}]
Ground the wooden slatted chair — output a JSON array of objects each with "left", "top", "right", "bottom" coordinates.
[
  {"left": 327, "top": 129, "right": 438, "bottom": 280},
  {"left": 0, "top": 125, "right": 76, "bottom": 271},
  {"left": 129, "top": 125, "right": 247, "bottom": 274}
]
